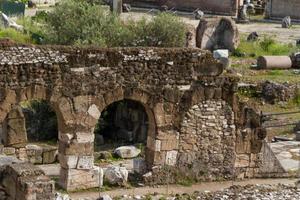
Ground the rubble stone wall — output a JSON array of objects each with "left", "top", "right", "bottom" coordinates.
[
  {"left": 177, "top": 100, "right": 236, "bottom": 181},
  {"left": 0, "top": 40, "right": 264, "bottom": 190}
]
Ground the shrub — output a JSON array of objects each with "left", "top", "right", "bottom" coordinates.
[
  {"left": 129, "top": 13, "right": 187, "bottom": 47},
  {"left": 42, "top": 0, "right": 186, "bottom": 47}
]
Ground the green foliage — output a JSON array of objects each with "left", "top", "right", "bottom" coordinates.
[
  {"left": 126, "top": 13, "right": 186, "bottom": 47},
  {"left": 41, "top": 0, "right": 186, "bottom": 47},
  {"left": 22, "top": 100, "right": 58, "bottom": 142},
  {"left": 17, "top": 16, "right": 45, "bottom": 44},
  {"left": 0, "top": 28, "right": 32, "bottom": 43},
  {"left": 233, "top": 36, "right": 299, "bottom": 58}
]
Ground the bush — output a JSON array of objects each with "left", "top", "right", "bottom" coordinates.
[
  {"left": 42, "top": 0, "right": 186, "bottom": 47},
  {"left": 127, "top": 13, "right": 186, "bottom": 47}
]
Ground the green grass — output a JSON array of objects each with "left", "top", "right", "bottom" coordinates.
[
  {"left": 0, "top": 28, "right": 33, "bottom": 44},
  {"left": 233, "top": 36, "right": 300, "bottom": 58}
]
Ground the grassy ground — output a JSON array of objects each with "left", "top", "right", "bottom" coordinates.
[{"left": 231, "top": 35, "right": 300, "bottom": 84}]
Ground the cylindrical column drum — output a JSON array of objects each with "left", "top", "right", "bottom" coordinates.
[{"left": 257, "top": 56, "right": 292, "bottom": 69}]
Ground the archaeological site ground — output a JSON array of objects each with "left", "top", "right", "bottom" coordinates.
[{"left": 0, "top": 0, "right": 299, "bottom": 200}]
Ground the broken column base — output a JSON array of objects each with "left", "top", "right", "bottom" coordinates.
[{"left": 59, "top": 166, "right": 103, "bottom": 191}]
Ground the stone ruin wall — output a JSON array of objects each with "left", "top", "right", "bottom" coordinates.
[
  {"left": 266, "top": 0, "right": 300, "bottom": 20},
  {"left": 124, "top": 0, "right": 241, "bottom": 16},
  {"left": 0, "top": 40, "right": 265, "bottom": 191}
]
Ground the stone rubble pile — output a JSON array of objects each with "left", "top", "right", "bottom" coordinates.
[
  {"left": 110, "top": 184, "right": 300, "bottom": 200},
  {"left": 194, "top": 184, "right": 300, "bottom": 200}
]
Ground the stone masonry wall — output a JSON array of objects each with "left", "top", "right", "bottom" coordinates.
[
  {"left": 0, "top": 40, "right": 264, "bottom": 190},
  {"left": 177, "top": 100, "right": 235, "bottom": 181}
]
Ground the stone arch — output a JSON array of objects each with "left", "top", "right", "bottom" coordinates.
[
  {"left": 177, "top": 99, "right": 236, "bottom": 181},
  {"left": 0, "top": 86, "right": 63, "bottom": 142},
  {"left": 57, "top": 89, "right": 158, "bottom": 191},
  {"left": 93, "top": 88, "right": 157, "bottom": 165}
]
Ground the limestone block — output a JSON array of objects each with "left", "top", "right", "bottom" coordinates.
[
  {"left": 59, "top": 133, "right": 73, "bottom": 143},
  {"left": 59, "top": 140, "right": 93, "bottom": 156},
  {"left": 77, "top": 156, "right": 94, "bottom": 169},
  {"left": 3, "top": 147, "right": 15, "bottom": 156},
  {"left": 60, "top": 167, "right": 103, "bottom": 191},
  {"left": 42, "top": 145, "right": 58, "bottom": 164},
  {"left": 154, "top": 103, "right": 165, "bottom": 127},
  {"left": 133, "top": 158, "right": 147, "bottom": 174},
  {"left": 165, "top": 150, "right": 178, "bottom": 166},
  {"left": 59, "top": 155, "right": 78, "bottom": 169},
  {"left": 235, "top": 154, "right": 250, "bottom": 168},
  {"left": 3, "top": 106, "right": 27, "bottom": 147},
  {"left": 87, "top": 104, "right": 100, "bottom": 120},
  {"left": 16, "top": 148, "right": 28, "bottom": 162},
  {"left": 75, "top": 132, "right": 95, "bottom": 143},
  {"left": 114, "top": 146, "right": 141, "bottom": 159},
  {"left": 60, "top": 155, "right": 93, "bottom": 170},
  {"left": 26, "top": 144, "right": 43, "bottom": 164},
  {"left": 146, "top": 136, "right": 159, "bottom": 152},
  {"left": 104, "top": 166, "right": 128, "bottom": 186}
]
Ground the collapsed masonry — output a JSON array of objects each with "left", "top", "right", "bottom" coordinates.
[
  {"left": 0, "top": 155, "right": 55, "bottom": 200},
  {"left": 0, "top": 40, "right": 266, "bottom": 191}
]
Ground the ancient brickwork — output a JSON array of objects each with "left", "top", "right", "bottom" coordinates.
[{"left": 0, "top": 40, "right": 264, "bottom": 191}]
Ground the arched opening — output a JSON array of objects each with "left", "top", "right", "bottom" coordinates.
[
  {"left": 22, "top": 100, "right": 58, "bottom": 144},
  {"left": 93, "top": 99, "right": 150, "bottom": 181},
  {"left": 94, "top": 99, "right": 148, "bottom": 150},
  {"left": 0, "top": 100, "right": 59, "bottom": 166}
]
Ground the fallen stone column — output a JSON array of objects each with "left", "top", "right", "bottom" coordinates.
[{"left": 257, "top": 56, "right": 292, "bottom": 69}]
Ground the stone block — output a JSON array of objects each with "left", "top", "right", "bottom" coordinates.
[
  {"left": 3, "top": 147, "right": 16, "bottom": 156},
  {"left": 154, "top": 103, "right": 166, "bottom": 127},
  {"left": 16, "top": 148, "right": 28, "bottom": 162},
  {"left": 75, "top": 132, "right": 95, "bottom": 143},
  {"left": 59, "top": 141, "right": 94, "bottom": 156},
  {"left": 133, "top": 158, "right": 147, "bottom": 174},
  {"left": 87, "top": 104, "right": 100, "bottom": 120},
  {"left": 160, "top": 139, "right": 178, "bottom": 151},
  {"left": 234, "top": 154, "right": 250, "bottom": 168},
  {"left": 77, "top": 156, "right": 94, "bottom": 169},
  {"left": 60, "top": 155, "right": 93, "bottom": 170},
  {"left": 59, "top": 155, "right": 78, "bottom": 169},
  {"left": 26, "top": 144, "right": 43, "bottom": 164},
  {"left": 165, "top": 150, "right": 178, "bottom": 166},
  {"left": 59, "top": 167, "right": 103, "bottom": 191},
  {"left": 2, "top": 106, "right": 27, "bottom": 147},
  {"left": 42, "top": 145, "right": 58, "bottom": 164}
]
